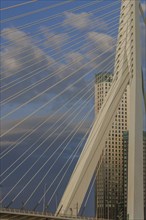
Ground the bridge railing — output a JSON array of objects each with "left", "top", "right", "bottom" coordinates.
[
  {"left": 0, "top": 207, "right": 105, "bottom": 220},
  {"left": 0, "top": 207, "right": 53, "bottom": 216}
]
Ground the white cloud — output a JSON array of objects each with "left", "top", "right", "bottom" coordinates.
[
  {"left": 41, "top": 27, "right": 69, "bottom": 49},
  {"left": 1, "top": 28, "right": 55, "bottom": 76},
  {"left": 2, "top": 57, "right": 21, "bottom": 74},
  {"left": 2, "top": 28, "right": 31, "bottom": 46},
  {"left": 45, "top": 32, "right": 68, "bottom": 49},
  {"left": 65, "top": 52, "right": 84, "bottom": 64},
  {"left": 63, "top": 12, "right": 91, "bottom": 30},
  {"left": 87, "top": 32, "right": 115, "bottom": 52},
  {"left": 63, "top": 11, "right": 108, "bottom": 31}
]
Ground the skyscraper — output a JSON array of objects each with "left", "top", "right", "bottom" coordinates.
[
  {"left": 95, "top": 73, "right": 145, "bottom": 219},
  {"left": 95, "top": 73, "right": 129, "bottom": 219}
]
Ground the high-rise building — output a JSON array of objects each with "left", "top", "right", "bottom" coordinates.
[
  {"left": 95, "top": 73, "right": 129, "bottom": 219},
  {"left": 95, "top": 73, "right": 145, "bottom": 219}
]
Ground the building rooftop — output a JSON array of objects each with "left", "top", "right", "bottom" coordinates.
[{"left": 95, "top": 73, "right": 113, "bottom": 83}]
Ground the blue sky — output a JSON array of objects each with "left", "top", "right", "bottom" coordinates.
[{"left": 0, "top": 0, "right": 146, "bottom": 216}]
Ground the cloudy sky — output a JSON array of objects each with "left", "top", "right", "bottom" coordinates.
[{"left": 0, "top": 0, "right": 146, "bottom": 215}]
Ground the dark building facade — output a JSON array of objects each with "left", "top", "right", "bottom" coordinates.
[{"left": 122, "top": 131, "right": 146, "bottom": 220}]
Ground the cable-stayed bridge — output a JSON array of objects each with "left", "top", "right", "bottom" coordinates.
[{"left": 0, "top": 0, "right": 146, "bottom": 219}]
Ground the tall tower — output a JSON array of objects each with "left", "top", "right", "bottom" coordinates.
[{"left": 95, "top": 73, "right": 129, "bottom": 219}]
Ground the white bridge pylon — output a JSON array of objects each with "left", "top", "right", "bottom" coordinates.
[{"left": 56, "top": 0, "right": 144, "bottom": 219}]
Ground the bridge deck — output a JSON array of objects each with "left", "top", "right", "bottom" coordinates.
[{"left": 0, "top": 208, "right": 104, "bottom": 220}]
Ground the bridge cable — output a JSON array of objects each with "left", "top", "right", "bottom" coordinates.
[
  {"left": 0, "top": 79, "right": 94, "bottom": 160},
  {"left": 0, "top": 6, "right": 132, "bottom": 159},
  {"left": 1, "top": 23, "right": 119, "bottom": 104},
  {"left": 0, "top": 4, "right": 131, "bottom": 111},
  {"left": 36, "top": 121, "right": 94, "bottom": 210},
  {"left": 0, "top": 41, "right": 117, "bottom": 134},
  {"left": 1, "top": 1, "right": 118, "bottom": 34},
  {"left": 1, "top": 8, "right": 120, "bottom": 81},
  {"left": 0, "top": 59, "right": 115, "bottom": 177},
  {"left": 22, "top": 95, "right": 94, "bottom": 207},
  {"left": 0, "top": 0, "right": 38, "bottom": 11},
  {"left": 3, "top": 91, "right": 94, "bottom": 205},
  {"left": 0, "top": 20, "right": 132, "bottom": 138},
  {"left": 0, "top": 62, "right": 115, "bottom": 201},
  {"left": 0, "top": 1, "right": 105, "bottom": 46},
  {"left": 0, "top": 44, "right": 116, "bottom": 158},
  {"left": 1, "top": 86, "right": 94, "bottom": 181}
]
